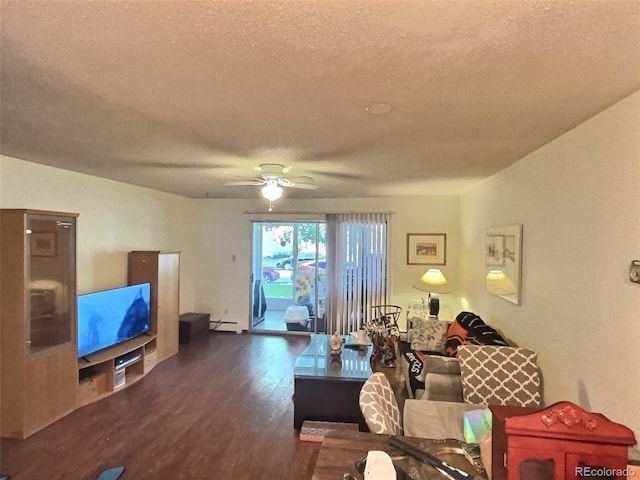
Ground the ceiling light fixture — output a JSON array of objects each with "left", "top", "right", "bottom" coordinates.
[
  {"left": 366, "top": 103, "right": 392, "bottom": 115},
  {"left": 261, "top": 181, "right": 283, "bottom": 201}
]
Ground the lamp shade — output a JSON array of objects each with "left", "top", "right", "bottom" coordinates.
[
  {"left": 485, "top": 270, "right": 516, "bottom": 295},
  {"left": 413, "top": 269, "right": 452, "bottom": 294},
  {"left": 261, "top": 183, "right": 283, "bottom": 201}
]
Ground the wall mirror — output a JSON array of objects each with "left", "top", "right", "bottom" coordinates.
[{"left": 486, "top": 224, "right": 523, "bottom": 305}]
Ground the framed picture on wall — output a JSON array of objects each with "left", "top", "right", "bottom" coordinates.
[{"left": 407, "top": 233, "right": 446, "bottom": 265}]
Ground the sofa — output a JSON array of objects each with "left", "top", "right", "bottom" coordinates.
[
  {"left": 400, "top": 313, "right": 545, "bottom": 479},
  {"left": 400, "top": 311, "right": 510, "bottom": 402}
]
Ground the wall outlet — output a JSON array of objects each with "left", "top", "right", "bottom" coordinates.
[{"left": 630, "top": 260, "right": 640, "bottom": 284}]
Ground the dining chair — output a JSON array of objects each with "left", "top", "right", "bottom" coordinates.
[{"left": 359, "top": 372, "right": 402, "bottom": 435}]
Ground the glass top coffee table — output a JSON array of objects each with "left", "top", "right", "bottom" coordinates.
[{"left": 293, "top": 334, "right": 373, "bottom": 431}]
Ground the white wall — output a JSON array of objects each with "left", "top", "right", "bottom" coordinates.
[
  {"left": 459, "top": 90, "right": 640, "bottom": 437},
  {"left": 191, "top": 196, "right": 462, "bottom": 332},
  {"left": 0, "top": 156, "right": 199, "bottom": 309}
]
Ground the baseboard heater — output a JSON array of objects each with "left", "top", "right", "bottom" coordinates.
[{"left": 210, "top": 319, "right": 237, "bottom": 328}]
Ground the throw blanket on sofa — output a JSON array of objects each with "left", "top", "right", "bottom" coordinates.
[
  {"left": 400, "top": 342, "right": 424, "bottom": 397},
  {"left": 400, "top": 342, "right": 448, "bottom": 398},
  {"left": 444, "top": 311, "right": 509, "bottom": 357}
]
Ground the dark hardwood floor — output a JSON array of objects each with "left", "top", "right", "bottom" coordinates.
[{"left": 0, "top": 332, "right": 407, "bottom": 480}]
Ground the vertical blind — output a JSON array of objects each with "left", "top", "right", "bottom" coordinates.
[{"left": 325, "top": 213, "right": 390, "bottom": 335}]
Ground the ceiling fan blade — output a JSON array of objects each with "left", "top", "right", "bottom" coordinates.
[
  {"left": 288, "top": 183, "right": 319, "bottom": 190},
  {"left": 285, "top": 175, "right": 314, "bottom": 184},
  {"left": 277, "top": 178, "right": 294, "bottom": 187},
  {"left": 306, "top": 170, "right": 362, "bottom": 181},
  {"left": 225, "top": 180, "right": 264, "bottom": 186},
  {"left": 119, "top": 159, "right": 230, "bottom": 170}
]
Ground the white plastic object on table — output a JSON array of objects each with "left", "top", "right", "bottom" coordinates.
[{"left": 364, "top": 450, "right": 396, "bottom": 480}]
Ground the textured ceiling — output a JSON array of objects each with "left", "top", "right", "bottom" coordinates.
[{"left": 1, "top": 1, "right": 639, "bottom": 199}]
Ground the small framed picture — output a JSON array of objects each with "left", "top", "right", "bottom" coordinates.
[
  {"left": 30, "top": 232, "right": 57, "bottom": 257},
  {"left": 407, "top": 233, "right": 446, "bottom": 265}
]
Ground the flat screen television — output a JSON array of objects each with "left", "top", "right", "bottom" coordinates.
[{"left": 77, "top": 283, "right": 151, "bottom": 358}]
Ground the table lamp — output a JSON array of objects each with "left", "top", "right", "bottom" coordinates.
[{"left": 413, "top": 269, "right": 452, "bottom": 318}]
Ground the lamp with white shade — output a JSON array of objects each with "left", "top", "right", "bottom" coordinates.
[
  {"left": 413, "top": 268, "right": 453, "bottom": 318},
  {"left": 485, "top": 270, "right": 516, "bottom": 295}
]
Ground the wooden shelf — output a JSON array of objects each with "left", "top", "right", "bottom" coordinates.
[
  {"left": 122, "top": 359, "right": 144, "bottom": 387},
  {"left": 77, "top": 334, "right": 158, "bottom": 407},
  {"left": 77, "top": 365, "right": 111, "bottom": 408},
  {"left": 77, "top": 334, "right": 156, "bottom": 368},
  {"left": 144, "top": 337, "right": 158, "bottom": 374}
]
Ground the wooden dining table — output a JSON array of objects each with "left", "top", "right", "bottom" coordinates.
[{"left": 310, "top": 429, "right": 487, "bottom": 480}]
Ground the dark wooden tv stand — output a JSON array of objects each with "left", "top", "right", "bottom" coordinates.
[{"left": 76, "top": 333, "right": 157, "bottom": 408}]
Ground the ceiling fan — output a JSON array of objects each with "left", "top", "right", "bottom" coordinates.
[{"left": 227, "top": 163, "right": 318, "bottom": 208}]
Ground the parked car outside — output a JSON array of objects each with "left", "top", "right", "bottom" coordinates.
[
  {"left": 262, "top": 266, "right": 280, "bottom": 283},
  {"left": 297, "top": 260, "right": 326, "bottom": 274},
  {"left": 276, "top": 252, "right": 325, "bottom": 270}
]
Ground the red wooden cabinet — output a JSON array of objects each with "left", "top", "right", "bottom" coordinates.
[{"left": 504, "top": 401, "right": 636, "bottom": 480}]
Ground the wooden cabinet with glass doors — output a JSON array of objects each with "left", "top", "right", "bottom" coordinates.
[{"left": 0, "top": 209, "right": 78, "bottom": 439}]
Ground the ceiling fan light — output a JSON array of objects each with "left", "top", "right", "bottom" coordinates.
[
  {"left": 261, "top": 183, "right": 283, "bottom": 201},
  {"left": 365, "top": 102, "right": 392, "bottom": 115}
]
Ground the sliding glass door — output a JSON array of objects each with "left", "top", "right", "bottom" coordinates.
[{"left": 251, "top": 222, "right": 326, "bottom": 333}]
